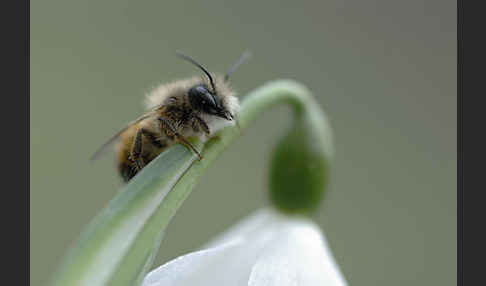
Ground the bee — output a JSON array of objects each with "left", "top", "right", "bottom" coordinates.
[{"left": 90, "top": 51, "right": 250, "bottom": 182}]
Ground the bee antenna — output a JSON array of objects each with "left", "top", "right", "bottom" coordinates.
[
  {"left": 176, "top": 51, "right": 216, "bottom": 92},
  {"left": 224, "top": 50, "right": 251, "bottom": 82}
]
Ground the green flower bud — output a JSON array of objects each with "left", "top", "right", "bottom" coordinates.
[{"left": 269, "top": 96, "right": 333, "bottom": 213}]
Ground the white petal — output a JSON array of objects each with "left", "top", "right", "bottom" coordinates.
[
  {"left": 248, "top": 217, "right": 347, "bottom": 286},
  {"left": 141, "top": 208, "right": 347, "bottom": 286},
  {"left": 141, "top": 239, "right": 244, "bottom": 286},
  {"left": 203, "top": 208, "right": 279, "bottom": 248}
]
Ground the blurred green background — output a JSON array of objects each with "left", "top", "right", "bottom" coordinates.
[{"left": 30, "top": 0, "right": 456, "bottom": 285}]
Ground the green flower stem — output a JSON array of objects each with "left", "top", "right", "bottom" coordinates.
[{"left": 49, "top": 79, "right": 333, "bottom": 286}]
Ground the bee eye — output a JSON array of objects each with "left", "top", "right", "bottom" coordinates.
[{"left": 188, "top": 85, "right": 218, "bottom": 110}]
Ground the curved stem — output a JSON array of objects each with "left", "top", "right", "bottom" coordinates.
[{"left": 50, "top": 79, "right": 333, "bottom": 286}]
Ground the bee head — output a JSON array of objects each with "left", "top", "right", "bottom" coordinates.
[
  {"left": 176, "top": 51, "right": 249, "bottom": 122},
  {"left": 188, "top": 84, "right": 233, "bottom": 120}
]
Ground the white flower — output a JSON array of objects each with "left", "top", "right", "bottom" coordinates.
[{"left": 141, "top": 208, "right": 347, "bottom": 286}]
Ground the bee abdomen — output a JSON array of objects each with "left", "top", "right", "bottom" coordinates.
[
  {"left": 116, "top": 137, "right": 170, "bottom": 182},
  {"left": 118, "top": 161, "right": 138, "bottom": 183}
]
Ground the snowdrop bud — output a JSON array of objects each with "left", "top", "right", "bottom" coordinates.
[{"left": 269, "top": 99, "right": 333, "bottom": 213}]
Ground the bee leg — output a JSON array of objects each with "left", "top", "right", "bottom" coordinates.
[
  {"left": 192, "top": 115, "right": 210, "bottom": 136},
  {"left": 177, "top": 135, "right": 203, "bottom": 161},
  {"left": 158, "top": 117, "right": 203, "bottom": 161},
  {"left": 130, "top": 128, "right": 146, "bottom": 171}
]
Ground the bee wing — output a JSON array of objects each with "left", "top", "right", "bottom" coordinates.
[{"left": 89, "top": 113, "right": 152, "bottom": 163}]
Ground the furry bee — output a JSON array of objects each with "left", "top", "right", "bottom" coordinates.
[{"left": 91, "top": 52, "right": 250, "bottom": 182}]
